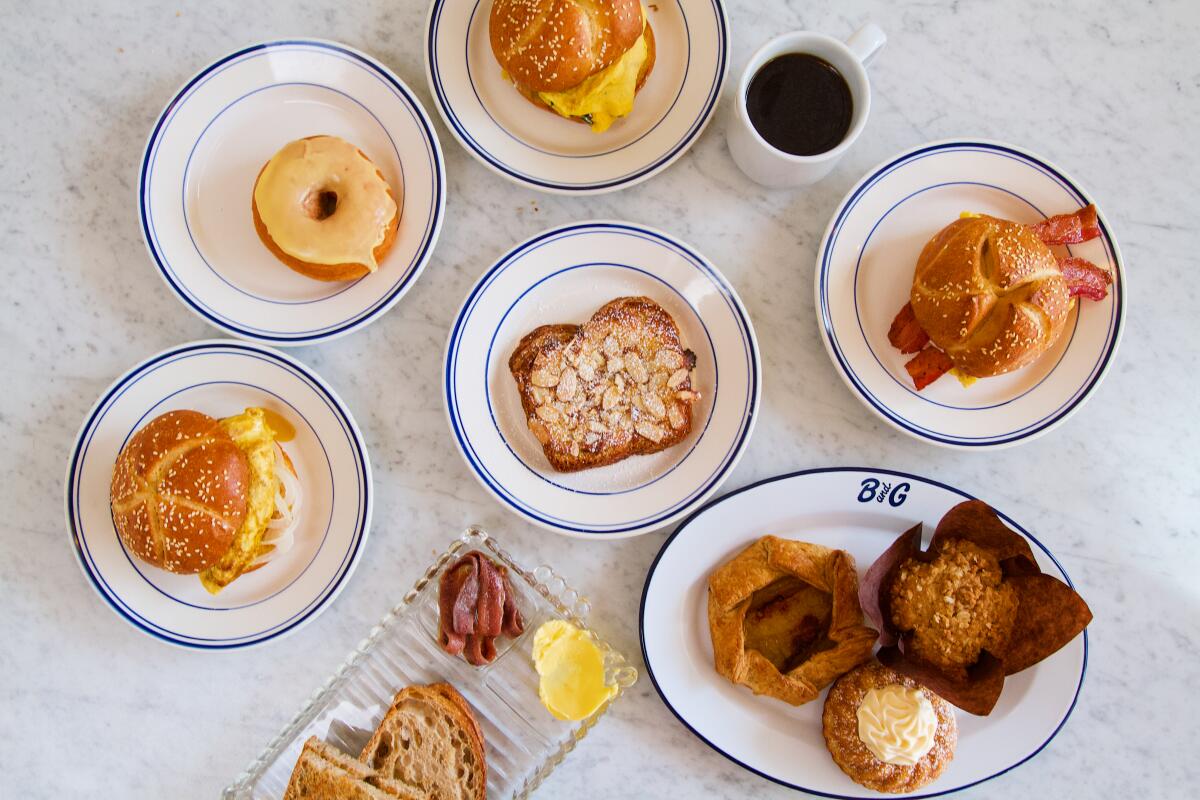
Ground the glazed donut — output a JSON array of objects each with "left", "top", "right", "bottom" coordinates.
[{"left": 251, "top": 135, "right": 401, "bottom": 282}]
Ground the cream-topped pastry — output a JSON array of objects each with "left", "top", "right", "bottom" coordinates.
[
  {"left": 252, "top": 135, "right": 400, "bottom": 282},
  {"left": 856, "top": 685, "right": 937, "bottom": 766}
]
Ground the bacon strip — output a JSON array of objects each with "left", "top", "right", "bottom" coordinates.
[
  {"left": 1059, "top": 256, "right": 1112, "bottom": 301},
  {"left": 1030, "top": 204, "right": 1101, "bottom": 245},
  {"left": 888, "top": 302, "right": 930, "bottom": 354},
  {"left": 905, "top": 346, "right": 954, "bottom": 391}
]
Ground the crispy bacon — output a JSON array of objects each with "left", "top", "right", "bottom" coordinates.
[
  {"left": 905, "top": 346, "right": 954, "bottom": 391},
  {"left": 1030, "top": 204, "right": 1101, "bottom": 245},
  {"left": 888, "top": 302, "right": 930, "bottom": 354},
  {"left": 1059, "top": 256, "right": 1112, "bottom": 301}
]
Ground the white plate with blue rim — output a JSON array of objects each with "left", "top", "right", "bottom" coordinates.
[
  {"left": 444, "top": 221, "right": 760, "bottom": 538},
  {"left": 425, "top": 0, "right": 729, "bottom": 194},
  {"left": 815, "top": 140, "right": 1125, "bottom": 449},
  {"left": 139, "top": 39, "right": 446, "bottom": 345},
  {"left": 64, "top": 339, "right": 372, "bottom": 649},
  {"left": 641, "top": 467, "right": 1087, "bottom": 798}
]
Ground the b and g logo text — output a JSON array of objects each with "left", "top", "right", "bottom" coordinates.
[{"left": 857, "top": 478, "right": 910, "bottom": 507}]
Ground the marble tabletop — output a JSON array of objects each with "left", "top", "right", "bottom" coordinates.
[{"left": 2, "top": 0, "right": 1198, "bottom": 797}]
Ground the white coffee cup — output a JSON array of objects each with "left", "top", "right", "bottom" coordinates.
[{"left": 726, "top": 23, "right": 886, "bottom": 188}]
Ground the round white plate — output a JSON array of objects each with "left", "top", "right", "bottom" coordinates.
[
  {"left": 641, "top": 468, "right": 1087, "bottom": 798},
  {"left": 444, "top": 221, "right": 760, "bottom": 538},
  {"left": 425, "top": 0, "right": 729, "bottom": 194},
  {"left": 64, "top": 340, "right": 372, "bottom": 649},
  {"left": 139, "top": 39, "right": 446, "bottom": 345},
  {"left": 816, "top": 140, "right": 1125, "bottom": 449}
]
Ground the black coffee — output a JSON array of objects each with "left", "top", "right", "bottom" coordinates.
[{"left": 745, "top": 53, "right": 853, "bottom": 157}]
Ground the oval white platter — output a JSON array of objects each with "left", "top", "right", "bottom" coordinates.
[
  {"left": 140, "top": 39, "right": 446, "bottom": 345},
  {"left": 815, "top": 140, "right": 1125, "bottom": 449},
  {"left": 444, "top": 221, "right": 760, "bottom": 538},
  {"left": 425, "top": 0, "right": 729, "bottom": 194},
  {"left": 65, "top": 339, "right": 372, "bottom": 649},
  {"left": 641, "top": 468, "right": 1086, "bottom": 798}
]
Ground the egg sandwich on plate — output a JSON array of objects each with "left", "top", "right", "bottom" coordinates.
[
  {"left": 109, "top": 407, "right": 303, "bottom": 594},
  {"left": 489, "top": 0, "right": 656, "bottom": 132}
]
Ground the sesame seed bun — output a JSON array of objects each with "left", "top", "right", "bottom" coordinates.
[
  {"left": 110, "top": 410, "right": 250, "bottom": 574},
  {"left": 910, "top": 216, "right": 1071, "bottom": 378},
  {"left": 490, "top": 0, "right": 648, "bottom": 94}
]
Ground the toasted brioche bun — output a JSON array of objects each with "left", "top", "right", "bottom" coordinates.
[
  {"left": 910, "top": 215, "right": 1071, "bottom": 378},
  {"left": 512, "top": 22, "right": 656, "bottom": 123},
  {"left": 251, "top": 137, "right": 400, "bottom": 283},
  {"left": 490, "top": 0, "right": 647, "bottom": 93},
  {"left": 110, "top": 410, "right": 250, "bottom": 574}
]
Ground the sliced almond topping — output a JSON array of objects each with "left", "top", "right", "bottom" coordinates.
[
  {"left": 668, "top": 404, "right": 686, "bottom": 429},
  {"left": 531, "top": 368, "right": 559, "bottom": 388},
  {"left": 588, "top": 420, "right": 607, "bottom": 434},
  {"left": 667, "top": 368, "right": 689, "bottom": 389},
  {"left": 584, "top": 432, "right": 600, "bottom": 447},
  {"left": 676, "top": 390, "right": 698, "bottom": 402},
  {"left": 535, "top": 405, "right": 561, "bottom": 423},
  {"left": 577, "top": 360, "right": 595, "bottom": 382},
  {"left": 528, "top": 418, "right": 551, "bottom": 444},
  {"left": 656, "top": 349, "right": 683, "bottom": 369},
  {"left": 531, "top": 386, "right": 551, "bottom": 405},
  {"left": 643, "top": 392, "right": 666, "bottom": 419},
  {"left": 625, "top": 352, "right": 649, "bottom": 383},
  {"left": 556, "top": 368, "right": 578, "bottom": 401},
  {"left": 603, "top": 335, "right": 620, "bottom": 357},
  {"left": 606, "top": 356, "right": 624, "bottom": 374},
  {"left": 614, "top": 373, "right": 626, "bottom": 392},
  {"left": 635, "top": 420, "right": 666, "bottom": 443},
  {"left": 602, "top": 384, "right": 620, "bottom": 411}
]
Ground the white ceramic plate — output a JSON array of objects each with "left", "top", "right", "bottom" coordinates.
[
  {"left": 444, "top": 221, "right": 760, "bottom": 538},
  {"left": 64, "top": 340, "right": 372, "bottom": 649},
  {"left": 140, "top": 40, "right": 446, "bottom": 345},
  {"left": 425, "top": 0, "right": 729, "bottom": 194},
  {"left": 641, "top": 468, "right": 1087, "bottom": 798},
  {"left": 816, "top": 140, "right": 1125, "bottom": 448}
]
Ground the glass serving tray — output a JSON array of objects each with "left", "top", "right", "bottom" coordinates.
[{"left": 224, "top": 527, "right": 638, "bottom": 799}]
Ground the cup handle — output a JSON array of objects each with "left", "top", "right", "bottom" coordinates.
[{"left": 845, "top": 22, "right": 886, "bottom": 67}]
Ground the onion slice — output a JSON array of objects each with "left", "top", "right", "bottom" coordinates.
[{"left": 255, "top": 443, "right": 303, "bottom": 566}]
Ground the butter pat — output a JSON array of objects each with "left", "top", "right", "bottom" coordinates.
[
  {"left": 856, "top": 685, "right": 937, "bottom": 766},
  {"left": 532, "top": 620, "right": 616, "bottom": 721}
]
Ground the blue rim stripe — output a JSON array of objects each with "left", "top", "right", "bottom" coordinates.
[
  {"left": 639, "top": 467, "right": 1088, "bottom": 799},
  {"left": 65, "top": 341, "right": 372, "bottom": 649},
  {"left": 138, "top": 40, "right": 445, "bottom": 343},
  {"left": 443, "top": 222, "right": 759, "bottom": 535},
  {"left": 817, "top": 141, "right": 1124, "bottom": 447},
  {"left": 425, "top": 0, "right": 728, "bottom": 192}
]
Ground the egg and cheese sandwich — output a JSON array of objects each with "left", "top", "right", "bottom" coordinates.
[
  {"left": 490, "top": 0, "right": 655, "bottom": 133},
  {"left": 109, "top": 407, "right": 303, "bottom": 595}
]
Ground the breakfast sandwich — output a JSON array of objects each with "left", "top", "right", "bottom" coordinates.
[
  {"left": 489, "top": 0, "right": 656, "bottom": 132},
  {"left": 109, "top": 407, "right": 303, "bottom": 594}
]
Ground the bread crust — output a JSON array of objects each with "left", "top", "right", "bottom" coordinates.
[
  {"left": 490, "top": 0, "right": 645, "bottom": 93},
  {"left": 509, "top": 297, "right": 698, "bottom": 472},
  {"left": 110, "top": 410, "right": 249, "bottom": 574},
  {"left": 251, "top": 137, "right": 400, "bottom": 282},
  {"left": 511, "top": 21, "right": 656, "bottom": 123},
  {"left": 910, "top": 216, "right": 1071, "bottom": 377}
]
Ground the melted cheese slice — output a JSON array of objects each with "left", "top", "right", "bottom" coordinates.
[{"left": 537, "top": 19, "right": 649, "bottom": 133}]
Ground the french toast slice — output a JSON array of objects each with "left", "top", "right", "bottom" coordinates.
[{"left": 509, "top": 297, "right": 699, "bottom": 472}]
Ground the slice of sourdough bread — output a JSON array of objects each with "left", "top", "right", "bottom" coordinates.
[
  {"left": 360, "top": 683, "right": 487, "bottom": 800},
  {"left": 283, "top": 737, "right": 427, "bottom": 800}
]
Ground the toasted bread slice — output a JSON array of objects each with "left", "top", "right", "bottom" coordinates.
[
  {"left": 360, "top": 683, "right": 487, "bottom": 800},
  {"left": 284, "top": 737, "right": 427, "bottom": 800},
  {"left": 509, "top": 297, "right": 699, "bottom": 472}
]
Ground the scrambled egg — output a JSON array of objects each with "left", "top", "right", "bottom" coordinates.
[
  {"left": 200, "top": 408, "right": 279, "bottom": 594},
  {"left": 948, "top": 368, "right": 978, "bottom": 388},
  {"left": 537, "top": 12, "right": 649, "bottom": 132},
  {"left": 532, "top": 620, "right": 616, "bottom": 720}
]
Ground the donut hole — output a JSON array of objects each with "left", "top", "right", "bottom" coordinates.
[{"left": 303, "top": 188, "right": 339, "bottom": 221}]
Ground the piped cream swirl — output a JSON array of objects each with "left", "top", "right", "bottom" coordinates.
[{"left": 856, "top": 685, "right": 937, "bottom": 766}]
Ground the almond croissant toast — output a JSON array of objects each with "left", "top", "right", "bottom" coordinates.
[{"left": 509, "top": 297, "right": 699, "bottom": 472}]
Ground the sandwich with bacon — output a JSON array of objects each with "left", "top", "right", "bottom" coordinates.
[{"left": 888, "top": 205, "right": 1113, "bottom": 390}]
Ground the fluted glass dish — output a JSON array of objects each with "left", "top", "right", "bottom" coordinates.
[{"left": 224, "top": 527, "right": 638, "bottom": 799}]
